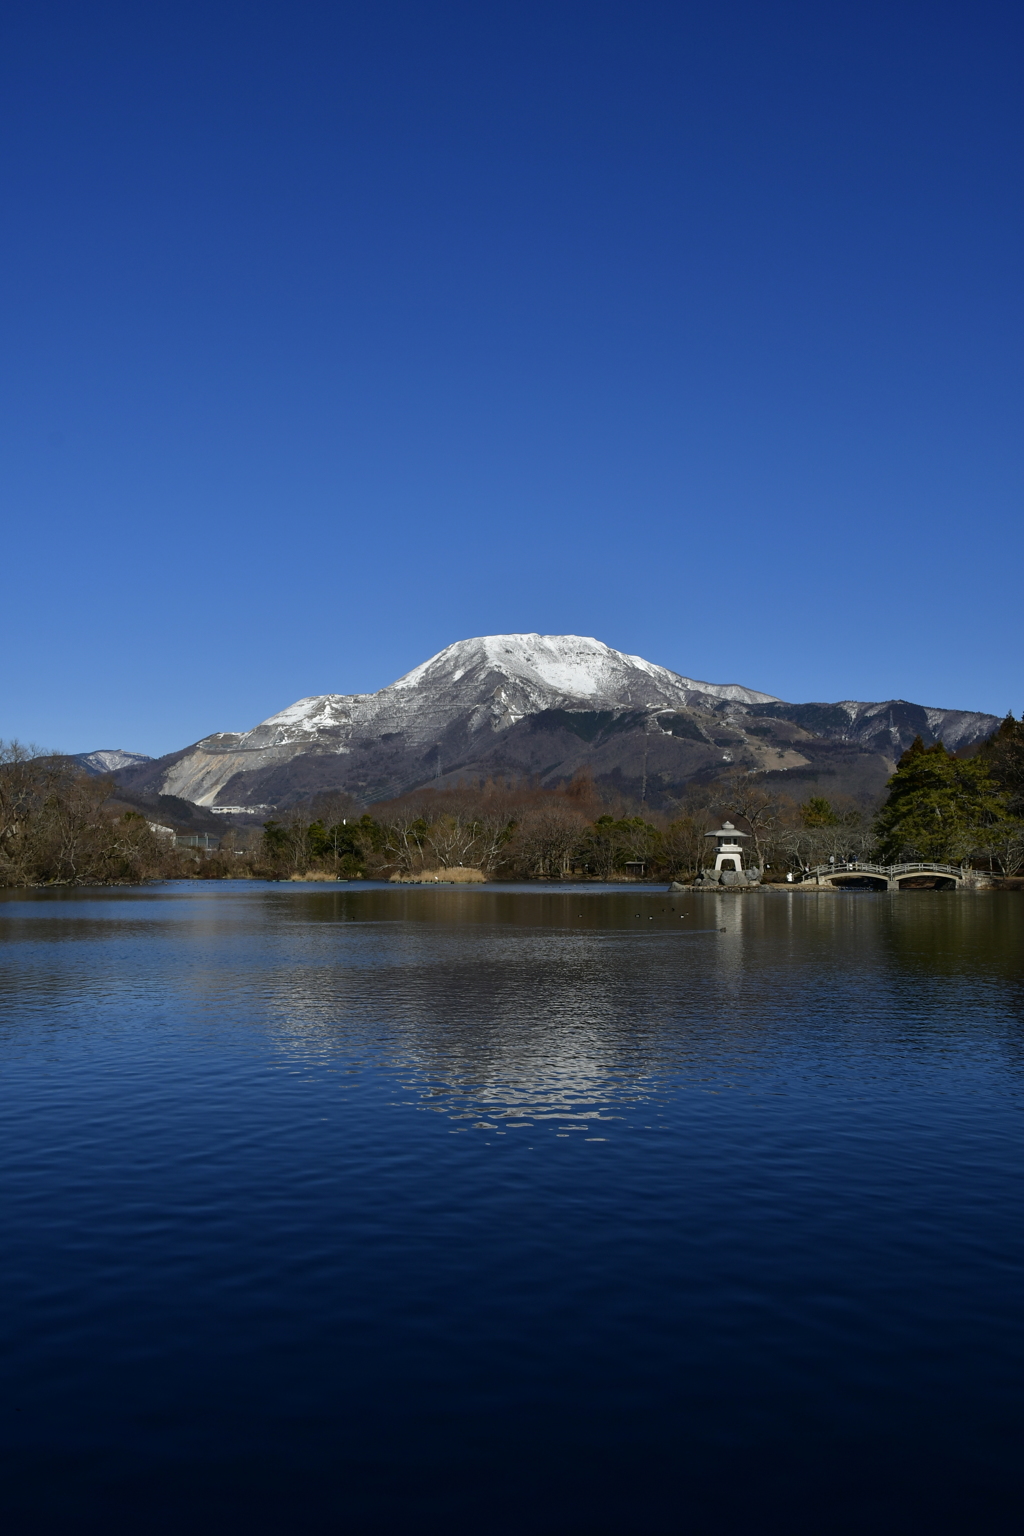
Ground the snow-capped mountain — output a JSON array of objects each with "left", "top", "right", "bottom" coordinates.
[
  {"left": 117, "top": 636, "right": 778, "bottom": 806},
  {"left": 76, "top": 749, "right": 153, "bottom": 775},
  {"left": 109, "top": 633, "right": 1000, "bottom": 812},
  {"left": 238, "top": 633, "right": 777, "bottom": 755},
  {"left": 388, "top": 634, "right": 778, "bottom": 711}
]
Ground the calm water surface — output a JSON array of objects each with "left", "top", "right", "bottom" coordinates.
[{"left": 1, "top": 883, "right": 1022, "bottom": 1533}]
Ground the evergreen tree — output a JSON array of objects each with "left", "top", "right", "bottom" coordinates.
[
  {"left": 800, "top": 796, "right": 839, "bottom": 827},
  {"left": 977, "top": 712, "right": 1024, "bottom": 816},
  {"left": 874, "top": 736, "right": 1009, "bottom": 864}
]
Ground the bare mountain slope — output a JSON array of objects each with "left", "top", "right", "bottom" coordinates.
[{"left": 112, "top": 634, "right": 1000, "bottom": 813}]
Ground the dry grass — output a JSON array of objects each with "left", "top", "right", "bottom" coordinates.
[{"left": 389, "top": 866, "right": 486, "bottom": 884}]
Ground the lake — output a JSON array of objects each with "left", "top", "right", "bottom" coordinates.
[{"left": 1, "top": 882, "right": 1022, "bottom": 1533}]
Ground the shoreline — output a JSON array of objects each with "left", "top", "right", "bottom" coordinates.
[{"left": 2, "top": 874, "right": 1021, "bottom": 894}]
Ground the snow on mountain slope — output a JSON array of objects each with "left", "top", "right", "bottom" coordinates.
[
  {"left": 389, "top": 635, "right": 777, "bottom": 708},
  {"left": 76, "top": 749, "right": 153, "bottom": 774},
  {"left": 122, "top": 633, "right": 998, "bottom": 812},
  {"left": 246, "top": 634, "right": 776, "bottom": 745},
  {"left": 151, "top": 635, "right": 778, "bottom": 805}
]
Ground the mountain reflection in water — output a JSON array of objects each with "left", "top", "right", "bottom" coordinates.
[{"left": 0, "top": 883, "right": 1022, "bottom": 1535}]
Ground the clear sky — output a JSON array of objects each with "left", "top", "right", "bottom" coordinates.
[{"left": 3, "top": 1, "right": 1022, "bottom": 756}]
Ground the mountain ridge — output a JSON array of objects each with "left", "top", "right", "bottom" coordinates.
[
  {"left": 76, "top": 749, "right": 154, "bottom": 775},
  {"left": 110, "top": 634, "right": 1001, "bottom": 813}
]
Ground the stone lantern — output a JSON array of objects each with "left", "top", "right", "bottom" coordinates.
[{"left": 705, "top": 820, "right": 749, "bottom": 874}]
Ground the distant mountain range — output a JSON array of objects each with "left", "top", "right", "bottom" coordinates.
[{"left": 105, "top": 634, "right": 1001, "bottom": 816}]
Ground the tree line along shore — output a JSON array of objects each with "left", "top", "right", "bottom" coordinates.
[{"left": 1, "top": 715, "right": 1022, "bottom": 889}]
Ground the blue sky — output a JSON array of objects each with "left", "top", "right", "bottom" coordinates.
[{"left": 3, "top": 1, "right": 1022, "bottom": 755}]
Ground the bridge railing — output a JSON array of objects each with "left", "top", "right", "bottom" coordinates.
[
  {"left": 801, "top": 860, "right": 964, "bottom": 881},
  {"left": 889, "top": 861, "right": 964, "bottom": 878}
]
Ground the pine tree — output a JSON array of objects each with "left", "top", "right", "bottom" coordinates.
[
  {"left": 977, "top": 713, "right": 1024, "bottom": 816},
  {"left": 873, "top": 736, "right": 1010, "bottom": 864},
  {"left": 801, "top": 796, "right": 839, "bottom": 827}
]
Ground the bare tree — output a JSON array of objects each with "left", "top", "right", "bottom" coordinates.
[
  {"left": 508, "top": 806, "right": 589, "bottom": 878},
  {"left": 715, "top": 774, "right": 785, "bottom": 871},
  {"left": 473, "top": 810, "right": 517, "bottom": 875},
  {"left": 376, "top": 813, "right": 430, "bottom": 872},
  {"left": 662, "top": 786, "right": 718, "bottom": 875},
  {"left": 977, "top": 821, "right": 1024, "bottom": 877},
  {"left": 427, "top": 812, "right": 483, "bottom": 869},
  {"left": 0, "top": 746, "right": 182, "bottom": 886}
]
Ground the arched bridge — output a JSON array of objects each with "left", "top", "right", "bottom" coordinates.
[{"left": 803, "top": 861, "right": 969, "bottom": 890}]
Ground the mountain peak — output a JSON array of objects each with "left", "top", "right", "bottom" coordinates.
[
  {"left": 76, "top": 749, "right": 154, "bottom": 775},
  {"left": 115, "top": 634, "right": 998, "bottom": 814},
  {"left": 390, "top": 633, "right": 779, "bottom": 707}
]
